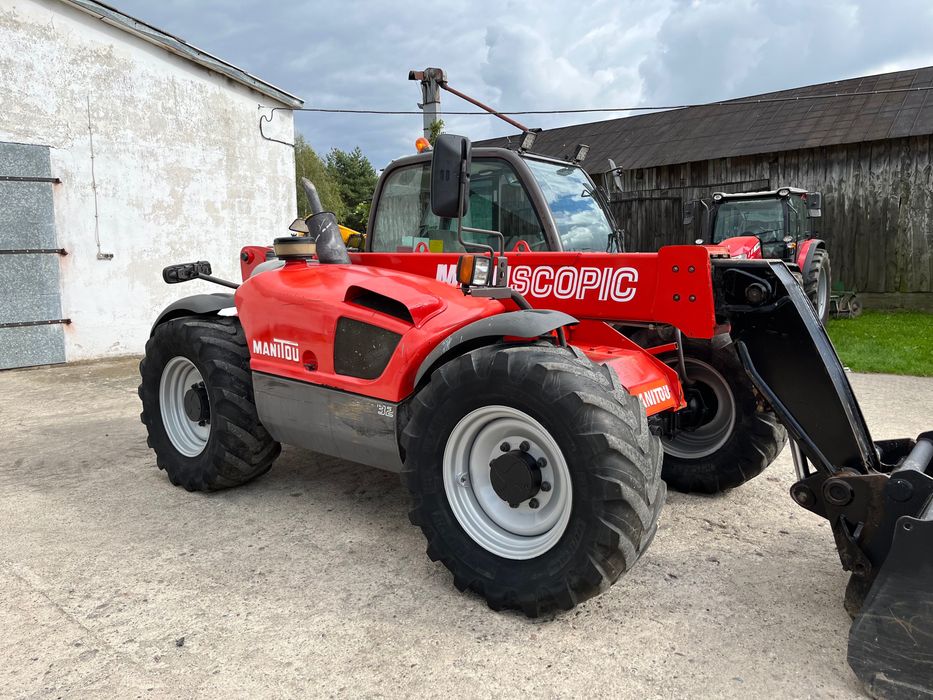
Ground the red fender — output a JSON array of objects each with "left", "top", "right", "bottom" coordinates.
[{"left": 796, "top": 239, "right": 825, "bottom": 271}]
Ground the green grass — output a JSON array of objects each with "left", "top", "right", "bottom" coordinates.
[{"left": 826, "top": 310, "right": 933, "bottom": 377}]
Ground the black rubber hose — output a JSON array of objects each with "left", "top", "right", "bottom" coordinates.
[{"left": 301, "top": 177, "right": 324, "bottom": 215}]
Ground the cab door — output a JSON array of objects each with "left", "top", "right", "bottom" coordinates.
[{"left": 367, "top": 158, "right": 549, "bottom": 254}]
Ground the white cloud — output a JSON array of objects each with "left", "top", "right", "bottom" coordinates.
[{"left": 117, "top": 0, "right": 933, "bottom": 167}]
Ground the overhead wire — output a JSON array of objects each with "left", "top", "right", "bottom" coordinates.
[{"left": 259, "top": 84, "right": 933, "bottom": 145}]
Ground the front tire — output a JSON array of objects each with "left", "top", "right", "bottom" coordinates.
[
  {"left": 139, "top": 316, "right": 280, "bottom": 491},
  {"left": 804, "top": 248, "right": 831, "bottom": 325},
  {"left": 401, "top": 343, "right": 665, "bottom": 616}
]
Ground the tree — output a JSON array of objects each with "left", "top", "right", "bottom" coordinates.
[
  {"left": 325, "top": 147, "right": 378, "bottom": 231},
  {"left": 428, "top": 119, "right": 445, "bottom": 146},
  {"left": 294, "top": 134, "right": 345, "bottom": 220}
]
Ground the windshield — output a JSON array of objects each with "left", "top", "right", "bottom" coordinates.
[
  {"left": 712, "top": 198, "right": 784, "bottom": 244},
  {"left": 524, "top": 158, "right": 615, "bottom": 251}
]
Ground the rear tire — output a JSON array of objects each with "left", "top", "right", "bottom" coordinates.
[
  {"left": 139, "top": 316, "right": 280, "bottom": 491},
  {"left": 401, "top": 343, "right": 665, "bottom": 617},
  {"left": 631, "top": 333, "right": 787, "bottom": 494},
  {"left": 804, "top": 248, "right": 831, "bottom": 325}
]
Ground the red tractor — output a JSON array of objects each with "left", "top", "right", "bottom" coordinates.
[
  {"left": 685, "top": 187, "right": 832, "bottom": 323},
  {"left": 142, "top": 134, "right": 931, "bottom": 697}
]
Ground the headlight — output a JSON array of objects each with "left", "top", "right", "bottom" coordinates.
[
  {"left": 456, "top": 254, "right": 493, "bottom": 286},
  {"left": 733, "top": 253, "right": 747, "bottom": 259}
]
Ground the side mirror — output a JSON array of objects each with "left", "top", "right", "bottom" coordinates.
[
  {"left": 431, "top": 133, "right": 471, "bottom": 219},
  {"left": 289, "top": 217, "right": 310, "bottom": 234},
  {"left": 607, "top": 158, "right": 624, "bottom": 192},
  {"left": 683, "top": 203, "right": 694, "bottom": 226},
  {"left": 807, "top": 192, "right": 822, "bottom": 218}
]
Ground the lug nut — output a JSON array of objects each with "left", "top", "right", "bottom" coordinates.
[
  {"left": 537, "top": 457, "right": 547, "bottom": 468},
  {"left": 519, "top": 440, "right": 530, "bottom": 452},
  {"left": 540, "top": 481, "right": 551, "bottom": 492},
  {"left": 529, "top": 498, "right": 539, "bottom": 509},
  {"left": 500, "top": 442, "right": 511, "bottom": 452}
]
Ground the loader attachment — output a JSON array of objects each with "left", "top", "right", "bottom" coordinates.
[{"left": 713, "top": 259, "right": 933, "bottom": 699}]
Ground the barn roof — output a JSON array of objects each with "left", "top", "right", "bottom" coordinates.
[
  {"left": 477, "top": 66, "right": 933, "bottom": 172},
  {"left": 57, "top": 0, "right": 303, "bottom": 107}
]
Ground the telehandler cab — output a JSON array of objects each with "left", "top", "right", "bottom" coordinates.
[{"left": 143, "top": 134, "right": 931, "bottom": 699}]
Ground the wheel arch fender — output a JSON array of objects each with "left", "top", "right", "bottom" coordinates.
[
  {"left": 797, "top": 238, "right": 826, "bottom": 272},
  {"left": 413, "top": 309, "right": 578, "bottom": 387},
  {"left": 151, "top": 293, "right": 235, "bottom": 334}
]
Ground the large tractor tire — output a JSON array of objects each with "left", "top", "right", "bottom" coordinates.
[
  {"left": 139, "top": 316, "right": 280, "bottom": 491},
  {"left": 646, "top": 336, "right": 787, "bottom": 494},
  {"left": 804, "top": 248, "right": 831, "bottom": 325},
  {"left": 401, "top": 343, "right": 665, "bottom": 617}
]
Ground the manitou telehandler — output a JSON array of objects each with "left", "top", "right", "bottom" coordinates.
[
  {"left": 244, "top": 149, "right": 786, "bottom": 497},
  {"left": 142, "top": 134, "right": 931, "bottom": 698}
]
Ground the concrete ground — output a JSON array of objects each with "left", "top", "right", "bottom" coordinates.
[{"left": 1, "top": 358, "right": 930, "bottom": 699}]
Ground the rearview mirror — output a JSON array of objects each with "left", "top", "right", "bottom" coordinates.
[
  {"left": 431, "top": 133, "right": 471, "bottom": 219},
  {"left": 289, "top": 217, "right": 310, "bottom": 234},
  {"left": 607, "top": 159, "right": 624, "bottom": 192},
  {"left": 807, "top": 192, "right": 822, "bottom": 218},
  {"left": 683, "top": 202, "right": 694, "bottom": 226}
]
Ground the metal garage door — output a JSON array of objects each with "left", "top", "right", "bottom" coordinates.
[{"left": 0, "top": 142, "right": 68, "bottom": 370}]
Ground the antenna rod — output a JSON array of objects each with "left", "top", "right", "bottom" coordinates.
[{"left": 440, "top": 83, "right": 530, "bottom": 132}]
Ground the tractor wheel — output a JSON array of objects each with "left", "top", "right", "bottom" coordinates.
[
  {"left": 654, "top": 337, "right": 787, "bottom": 494},
  {"left": 138, "top": 316, "right": 280, "bottom": 491},
  {"left": 804, "top": 248, "right": 831, "bottom": 325},
  {"left": 401, "top": 343, "right": 665, "bottom": 617}
]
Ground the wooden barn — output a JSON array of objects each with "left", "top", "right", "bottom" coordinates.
[{"left": 480, "top": 67, "right": 933, "bottom": 309}]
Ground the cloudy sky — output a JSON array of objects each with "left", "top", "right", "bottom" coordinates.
[{"left": 119, "top": 0, "right": 933, "bottom": 168}]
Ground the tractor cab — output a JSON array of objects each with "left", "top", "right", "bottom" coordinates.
[{"left": 686, "top": 187, "right": 822, "bottom": 262}]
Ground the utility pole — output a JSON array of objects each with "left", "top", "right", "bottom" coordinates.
[{"left": 408, "top": 67, "right": 446, "bottom": 140}]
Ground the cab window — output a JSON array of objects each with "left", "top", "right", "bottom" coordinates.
[{"left": 370, "top": 160, "right": 546, "bottom": 253}]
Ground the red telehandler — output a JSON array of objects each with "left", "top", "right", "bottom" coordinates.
[{"left": 142, "top": 135, "right": 931, "bottom": 699}]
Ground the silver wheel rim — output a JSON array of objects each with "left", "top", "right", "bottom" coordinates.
[
  {"left": 443, "top": 405, "right": 572, "bottom": 560},
  {"left": 661, "top": 358, "right": 736, "bottom": 460},
  {"left": 817, "top": 268, "right": 829, "bottom": 319},
  {"left": 159, "top": 356, "right": 210, "bottom": 457}
]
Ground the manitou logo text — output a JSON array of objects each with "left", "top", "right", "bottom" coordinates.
[
  {"left": 435, "top": 264, "right": 637, "bottom": 302},
  {"left": 639, "top": 384, "right": 672, "bottom": 409},
  {"left": 252, "top": 338, "right": 300, "bottom": 363}
]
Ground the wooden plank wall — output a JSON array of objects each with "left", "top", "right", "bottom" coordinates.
[{"left": 607, "top": 134, "right": 933, "bottom": 295}]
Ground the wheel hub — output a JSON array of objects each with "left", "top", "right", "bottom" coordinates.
[
  {"left": 159, "top": 356, "right": 211, "bottom": 457},
  {"left": 442, "top": 405, "right": 573, "bottom": 560},
  {"left": 490, "top": 450, "right": 542, "bottom": 507},
  {"left": 183, "top": 382, "right": 210, "bottom": 425},
  {"left": 678, "top": 382, "right": 716, "bottom": 431}
]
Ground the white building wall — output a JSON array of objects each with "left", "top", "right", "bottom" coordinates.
[{"left": 0, "top": 0, "right": 297, "bottom": 360}]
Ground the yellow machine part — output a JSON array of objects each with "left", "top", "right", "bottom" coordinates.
[{"left": 339, "top": 225, "right": 361, "bottom": 243}]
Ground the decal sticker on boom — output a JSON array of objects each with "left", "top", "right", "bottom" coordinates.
[
  {"left": 252, "top": 338, "right": 300, "bottom": 363},
  {"left": 435, "top": 264, "right": 638, "bottom": 302},
  {"left": 638, "top": 384, "right": 672, "bottom": 409}
]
